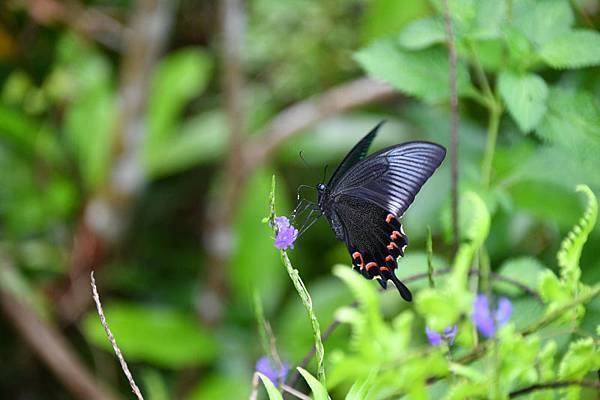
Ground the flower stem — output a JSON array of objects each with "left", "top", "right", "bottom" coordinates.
[
  {"left": 266, "top": 176, "right": 326, "bottom": 384},
  {"left": 481, "top": 104, "right": 502, "bottom": 188},
  {"left": 522, "top": 283, "right": 600, "bottom": 336},
  {"left": 281, "top": 251, "right": 326, "bottom": 384}
]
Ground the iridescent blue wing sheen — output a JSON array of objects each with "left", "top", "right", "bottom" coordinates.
[{"left": 329, "top": 141, "right": 446, "bottom": 218}]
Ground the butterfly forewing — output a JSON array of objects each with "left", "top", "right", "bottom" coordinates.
[
  {"left": 330, "top": 142, "right": 446, "bottom": 217},
  {"left": 326, "top": 121, "right": 383, "bottom": 189}
]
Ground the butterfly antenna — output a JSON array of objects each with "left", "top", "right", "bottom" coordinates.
[
  {"left": 298, "top": 150, "right": 310, "bottom": 168},
  {"left": 296, "top": 184, "right": 316, "bottom": 202},
  {"left": 322, "top": 164, "right": 329, "bottom": 183}
]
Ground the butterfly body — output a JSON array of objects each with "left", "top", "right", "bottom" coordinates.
[{"left": 312, "top": 122, "right": 446, "bottom": 301}]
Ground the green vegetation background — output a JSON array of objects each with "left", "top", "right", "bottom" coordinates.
[{"left": 1, "top": 0, "right": 600, "bottom": 399}]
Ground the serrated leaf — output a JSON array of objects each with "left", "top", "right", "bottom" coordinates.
[
  {"left": 355, "top": 40, "right": 473, "bottom": 103},
  {"left": 471, "top": 0, "right": 507, "bottom": 40},
  {"left": 537, "top": 341, "right": 557, "bottom": 382},
  {"left": 535, "top": 88, "right": 600, "bottom": 177},
  {"left": 558, "top": 338, "right": 600, "bottom": 399},
  {"left": 82, "top": 302, "right": 217, "bottom": 368},
  {"left": 502, "top": 26, "right": 536, "bottom": 70},
  {"left": 539, "top": 270, "right": 566, "bottom": 303},
  {"left": 257, "top": 373, "right": 284, "bottom": 400},
  {"left": 297, "top": 367, "right": 330, "bottom": 400},
  {"left": 511, "top": 0, "right": 574, "bottom": 46},
  {"left": 398, "top": 17, "right": 446, "bottom": 50},
  {"left": 540, "top": 30, "right": 600, "bottom": 69},
  {"left": 498, "top": 72, "right": 548, "bottom": 133}
]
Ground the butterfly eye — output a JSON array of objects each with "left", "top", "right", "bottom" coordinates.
[{"left": 317, "top": 183, "right": 326, "bottom": 192}]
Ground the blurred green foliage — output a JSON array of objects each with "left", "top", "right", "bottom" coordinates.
[{"left": 1, "top": 0, "right": 600, "bottom": 399}]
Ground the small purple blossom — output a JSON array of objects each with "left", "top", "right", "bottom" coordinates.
[
  {"left": 472, "top": 294, "right": 512, "bottom": 338},
  {"left": 255, "top": 356, "right": 289, "bottom": 386},
  {"left": 426, "top": 325, "right": 458, "bottom": 346},
  {"left": 273, "top": 216, "right": 298, "bottom": 250}
]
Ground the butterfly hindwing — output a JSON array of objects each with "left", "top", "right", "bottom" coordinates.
[{"left": 328, "top": 194, "right": 412, "bottom": 301}]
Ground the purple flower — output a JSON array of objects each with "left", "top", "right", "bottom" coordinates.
[
  {"left": 255, "top": 356, "right": 289, "bottom": 386},
  {"left": 472, "top": 294, "right": 512, "bottom": 338},
  {"left": 273, "top": 216, "right": 298, "bottom": 250},
  {"left": 426, "top": 325, "right": 458, "bottom": 346}
]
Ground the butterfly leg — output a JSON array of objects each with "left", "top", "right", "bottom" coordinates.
[
  {"left": 296, "top": 205, "right": 322, "bottom": 238},
  {"left": 291, "top": 198, "right": 313, "bottom": 222}
]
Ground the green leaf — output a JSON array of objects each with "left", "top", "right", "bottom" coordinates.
[
  {"left": 141, "top": 369, "right": 168, "bottom": 400},
  {"left": 535, "top": 88, "right": 600, "bottom": 178},
  {"left": 64, "top": 85, "right": 115, "bottom": 190},
  {"left": 361, "top": 0, "right": 430, "bottom": 44},
  {"left": 539, "top": 270, "right": 567, "bottom": 304},
  {"left": 558, "top": 338, "right": 600, "bottom": 399},
  {"left": 511, "top": 0, "right": 574, "bottom": 46},
  {"left": 498, "top": 72, "right": 548, "bottom": 133},
  {"left": 540, "top": 30, "right": 600, "bottom": 69},
  {"left": 333, "top": 265, "right": 382, "bottom": 333},
  {"left": 398, "top": 17, "right": 446, "bottom": 50},
  {"left": 257, "top": 373, "right": 283, "bottom": 400},
  {"left": 144, "top": 48, "right": 213, "bottom": 176},
  {"left": 146, "top": 110, "right": 227, "bottom": 177},
  {"left": 493, "top": 257, "right": 547, "bottom": 297},
  {"left": 415, "top": 289, "right": 463, "bottom": 331},
  {"left": 537, "top": 341, "right": 557, "bottom": 382},
  {"left": 471, "top": 0, "right": 507, "bottom": 40},
  {"left": 55, "top": 34, "right": 116, "bottom": 190},
  {"left": 188, "top": 375, "right": 249, "bottom": 400},
  {"left": 82, "top": 302, "right": 217, "bottom": 368},
  {"left": 345, "top": 371, "right": 377, "bottom": 400},
  {"left": 297, "top": 367, "right": 330, "bottom": 400},
  {"left": 502, "top": 26, "right": 536, "bottom": 70},
  {"left": 146, "top": 48, "right": 213, "bottom": 147},
  {"left": 355, "top": 40, "right": 473, "bottom": 103}
]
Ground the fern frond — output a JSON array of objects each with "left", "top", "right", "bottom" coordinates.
[{"left": 557, "top": 185, "right": 598, "bottom": 286}]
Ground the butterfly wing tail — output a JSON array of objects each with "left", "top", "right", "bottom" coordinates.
[{"left": 390, "top": 273, "right": 412, "bottom": 302}]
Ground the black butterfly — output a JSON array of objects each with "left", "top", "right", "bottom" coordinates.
[{"left": 293, "top": 122, "right": 446, "bottom": 301}]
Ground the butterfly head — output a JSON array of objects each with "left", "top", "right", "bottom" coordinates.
[{"left": 316, "top": 183, "right": 327, "bottom": 192}]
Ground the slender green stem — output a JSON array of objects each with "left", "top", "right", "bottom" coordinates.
[
  {"left": 281, "top": 251, "right": 325, "bottom": 384},
  {"left": 467, "top": 41, "right": 494, "bottom": 101},
  {"left": 426, "top": 226, "right": 435, "bottom": 289},
  {"left": 266, "top": 176, "right": 326, "bottom": 384},
  {"left": 481, "top": 105, "right": 502, "bottom": 188},
  {"left": 522, "top": 283, "right": 600, "bottom": 336},
  {"left": 478, "top": 248, "right": 491, "bottom": 295}
]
